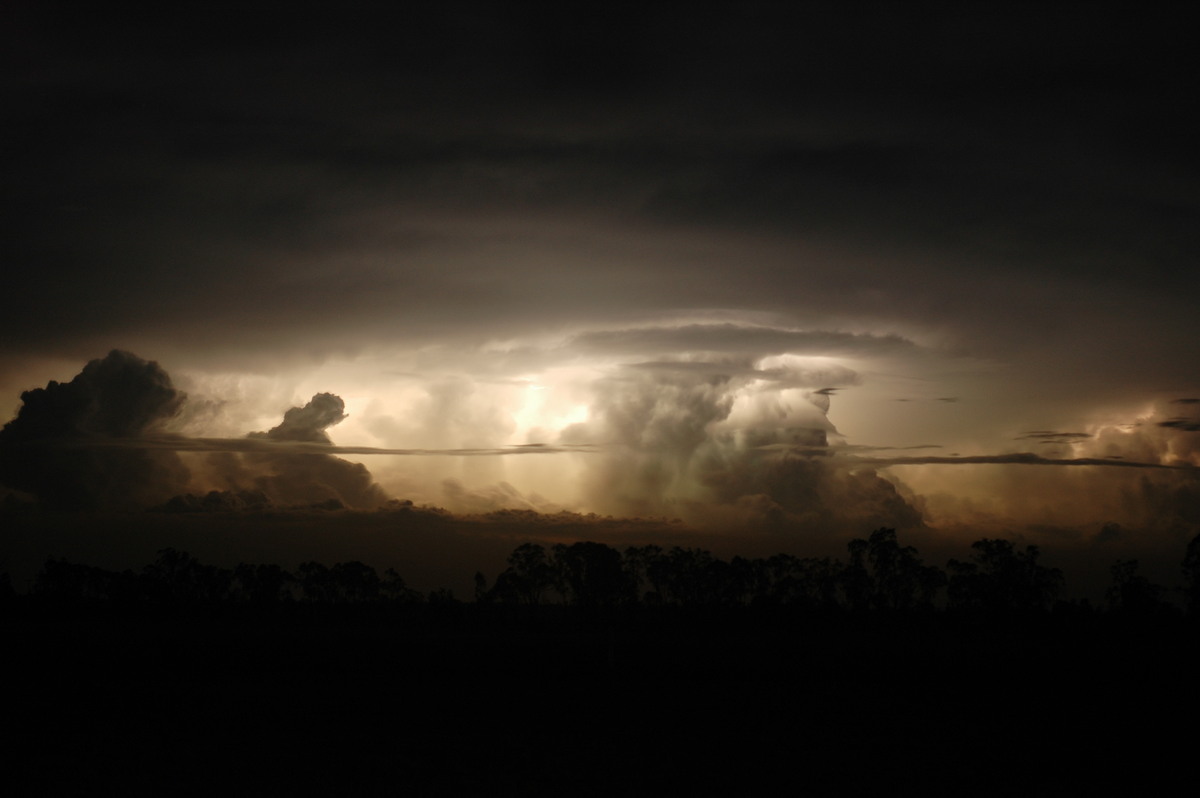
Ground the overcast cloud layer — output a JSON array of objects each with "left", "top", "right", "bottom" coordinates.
[{"left": 3, "top": 3, "right": 1198, "bottom": 582}]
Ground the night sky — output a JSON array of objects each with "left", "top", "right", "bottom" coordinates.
[{"left": 3, "top": 2, "right": 1198, "bottom": 592}]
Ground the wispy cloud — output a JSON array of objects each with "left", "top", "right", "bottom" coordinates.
[
  {"left": 1159, "top": 419, "right": 1200, "bottom": 432},
  {"left": 568, "top": 324, "right": 919, "bottom": 358},
  {"left": 48, "top": 435, "right": 601, "bottom": 458},
  {"left": 841, "top": 452, "right": 1196, "bottom": 470},
  {"left": 1016, "top": 431, "right": 1093, "bottom": 444}
]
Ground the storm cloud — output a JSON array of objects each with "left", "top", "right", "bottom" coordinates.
[
  {"left": 0, "top": 354, "right": 391, "bottom": 511},
  {"left": 0, "top": 350, "right": 189, "bottom": 509},
  {"left": 558, "top": 360, "right": 922, "bottom": 533},
  {"left": 567, "top": 325, "right": 919, "bottom": 360},
  {"left": 191, "top": 393, "right": 388, "bottom": 510},
  {"left": 2, "top": 5, "right": 1198, "bottom": 591}
]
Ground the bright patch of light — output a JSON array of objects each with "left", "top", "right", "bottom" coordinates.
[{"left": 510, "top": 372, "right": 592, "bottom": 442}]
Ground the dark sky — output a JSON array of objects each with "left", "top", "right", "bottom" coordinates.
[{"left": 2, "top": 2, "right": 1198, "bottom": 585}]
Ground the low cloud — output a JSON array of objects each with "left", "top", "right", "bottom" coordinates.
[{"left": 441, "top": 478, "right": 564, "bottom": 515}]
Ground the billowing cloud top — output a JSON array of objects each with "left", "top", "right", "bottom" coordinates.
[
  {"left": 255, "top": 393, "right": 348, "bottom": 444},
  {"left": 1, "top": 350, "right": 183, "bottom": 441},
  {"left": 0, "top": 351, "right": 186, "bottom": 509}
]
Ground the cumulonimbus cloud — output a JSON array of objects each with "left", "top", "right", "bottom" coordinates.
[
  {"left": 1, "top": 354, "right": 407, "bottom": 510},
  {"left": 0, "top": 350, "right": 190, "bottom": 509}
]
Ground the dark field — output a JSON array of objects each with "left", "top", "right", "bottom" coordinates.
[{"left": 7, "top": 597, "right": 1196, "bottom": 796}]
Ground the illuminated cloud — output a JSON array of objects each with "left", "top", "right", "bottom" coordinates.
[
  {"left": 229, "top": 393, "right": 388, "bottom": 509},
  {"left": 566, "top": 325, "right": 918, "bottom": 359},
  {"left": 254, "top": 392, "right": 348, "bottom": 444},
  {"left": 552, "top": 355, "right": 923, "bottom": 533}
]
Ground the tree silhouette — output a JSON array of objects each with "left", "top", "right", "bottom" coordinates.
[
  {"left": 759, "top": 554, "right": 842, "bottom": 609},
  {"left": 473, "top": 571, "right": 490, "bottom": 603},
  {"left": 381, "top": 568, "right": 421, "bottom": 604},
  {"left": 1183, "top": 532, "right": 1200, "bottom": 616},
  {"left": 231, "top": 562, "right": 296, "bottom": 604},
  {"left": 143, "top": 548, "right": 231, "bottom": 604},
  {"left": 947, "top": 539, "right": 1063, "bottom": 614},
  {"left": 1105, "top": 559, "right": 1170, "bottom": 616},
  {"left": 35, "top": 558, "right": 138, "bottom": 603},
  {"left": 491, "top": 542, "right": 556, "bottom": 606},
  {"left": 551, "top": 541, "right": 631, "bottom": 608},
  {"left": 297, "top": 560, "right": 383, "bottom": 603},
  {"left": 842, "top": 528, "right": 945, "bottom": 612},
  {"left": 622, "top": 545, "right": 664, "bottom": 604},
  {"left": 297, "top": 561, "right": 336, "bottom": 603}
]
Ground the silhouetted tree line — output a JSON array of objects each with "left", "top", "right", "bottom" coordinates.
[
  {"left": 28, "top": 549, "right": 422, "bottom": 608},
  {"left": 480, "top": 529, "right": 1200, "bottom": 619},
  {"left": 481, "top": 530, "right": 1067, "bottom": 616},
  {"left": 14, "top": 528, "right": 1200, "bottom": 619}
]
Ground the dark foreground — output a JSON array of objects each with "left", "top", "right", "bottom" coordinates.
[{"left": 6, "top": 601, "right": 1197, "bottom": 796}]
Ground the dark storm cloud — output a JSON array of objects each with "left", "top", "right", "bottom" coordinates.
[
  {"left": 1173, "top": 399, "right": 1200, "bottom": 405},
  {"left": 0, "top": 353, "right": 391, "bottom": 510},
  {"left": 0, "top": 1, "right": 1193, "bottom": 462},
  {"left": 2, "top": 350, "right": 183, "bottom": 438},
  {"left": 0, "top": 350, "right": 189, "bottom": 509},
  {"left": 4, "top": 3, "right": 1192, "bottom": 375}
]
